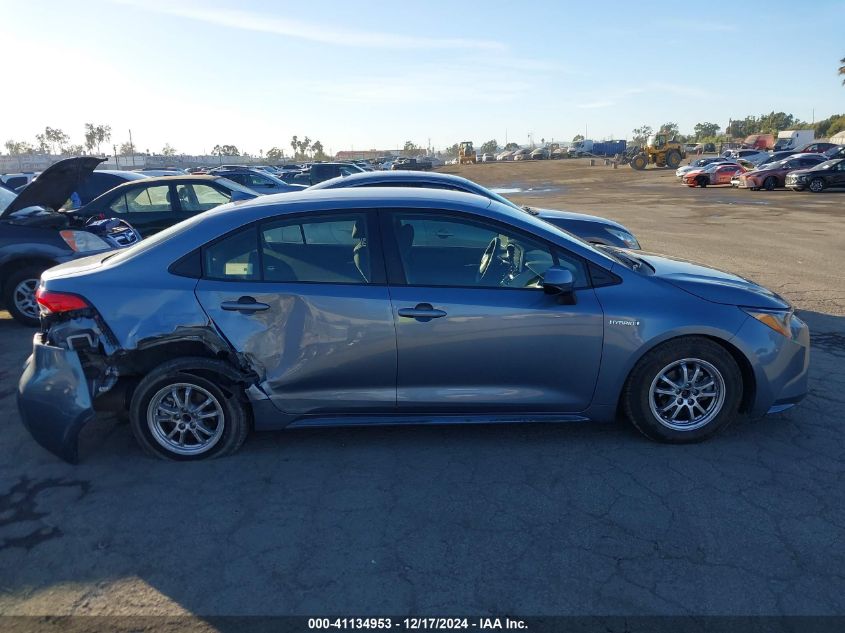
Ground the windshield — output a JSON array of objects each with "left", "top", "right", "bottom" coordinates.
[
  {"left": 478, "top": 186, "right": 522, "bottom": 210},
  {"left": 0, "top": 186, "right": 16, "bottom": 214},
  {"left": 814, "top": 160, "right": 839, "bottom": 170},
  {"left": 215, "top": 177, "right": 260, "bottom": 196},
  {"left": 594, "top": 244, "right": 649, "bottom": 272}
]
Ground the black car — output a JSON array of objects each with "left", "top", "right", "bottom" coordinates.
[
  {"left": 290, "top": 162, "right": 366, "bottom": 186},
  {"left": 823, "top": 145, "right": 845, "bottom": 159},
  {"left": 72, "top": 175, "right": 259, "bottom": 237},
  {"left": 0, "top": 157, "right": 140, "bottom": 325},
  {"left": 785, "top": 159, "right": 845, "bottom": 192},
  {"left": 308, "top": 171, "right": 641, "bottom": 249}
]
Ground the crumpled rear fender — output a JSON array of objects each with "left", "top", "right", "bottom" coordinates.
[{"left": 17, "top": 334, "right": 94, "bottom": 463}]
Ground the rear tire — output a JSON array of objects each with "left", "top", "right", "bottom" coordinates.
[
  {"left": 763, "top": 176, "right": 777, "bottom": 191},
  {"left": 809, "top": 178, "right": 824, "bottom": 193},
  {"left": 129, "top": 359, "right": 249, "bottom": 461},
  {"left": 623, "top": 337, "right": 743, "bottom": 443},
  {"left": 3, "top": 266, "right": 43, "bottom": 327}
]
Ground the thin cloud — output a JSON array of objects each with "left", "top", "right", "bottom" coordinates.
[
  {"left": 577, "top": 101, "right": 614, "bottom": 109},
  {"left": 111, "top": 0, "right": 505, "bottom": 51}
]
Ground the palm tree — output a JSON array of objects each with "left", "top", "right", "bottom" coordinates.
[{"left": 840, "top": 56, "right": 845, "bottom": 84}]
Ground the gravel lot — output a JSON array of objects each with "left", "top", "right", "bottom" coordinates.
[{"left": 1, "top": 159, "right": 844, "bottom": 618}]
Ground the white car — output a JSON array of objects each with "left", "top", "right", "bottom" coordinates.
[
  {"left": 675, "top": 157, "right": 732, "bottom": 179},
  {"left": 481, "top": 153, "right": 496, "bottom": 163},
  {"left": 496, "top": 151, "right": 514, "bottom": 161}
]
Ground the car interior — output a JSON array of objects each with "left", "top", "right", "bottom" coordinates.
[{"left": 202, "top": 212, "right": 588, "bottom": 291}]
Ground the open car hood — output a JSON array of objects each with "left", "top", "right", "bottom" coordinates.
[{"left": 1, "top": 156, "right": 105, "bottom": 217}]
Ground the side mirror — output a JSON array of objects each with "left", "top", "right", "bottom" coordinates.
[{"left": 542, "top": 266, "right": 576, "bottom": 302}]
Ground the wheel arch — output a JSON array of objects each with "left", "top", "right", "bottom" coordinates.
[
  {"left": 615, "top": 332, "right": 756, "bottom": 416},
  {"left": 0, "top": 256, "right": 60, "bottom": 295}
]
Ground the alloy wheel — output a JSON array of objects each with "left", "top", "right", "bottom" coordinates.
[
  {"left": 147, "top": 383, "right": 225, "bottom": 456},
  {"left": 13, "top": 279, "right": 40, "bottom": 321},
  {"left": 809, "top": 179, "right": 824, "bottom": 193},
  {"left": 648, "top": 358, "right": 726, "bottom": 431}
]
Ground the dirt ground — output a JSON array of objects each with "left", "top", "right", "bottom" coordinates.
[
  {"left": 1, "top": 160, "right": 844, "bottom": 622},
  {"left": 440, "top": 158, "right": 845, "bottom": 316}
]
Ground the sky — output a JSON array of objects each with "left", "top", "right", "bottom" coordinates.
[{"left": 2, "top": 0, "right": 844, "bottom": 156}]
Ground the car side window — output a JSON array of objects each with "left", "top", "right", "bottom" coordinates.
[
  {"left": 261, "top": 213, "right": 371, "bottom": 284},
  {"left": 203, "top": 226, "right": 260, "bottom": 281},
  {"left": 124, "top": 185, "right": 172, "bottom": 213},
  {"left": 390, "top": 212, "right": 587, "bottom": 290},
  {"left": 109, "top": 193, "right": 129, "bottom": 214},
  {"left": 178, "top": 184, "right": 230, "bottom": 212},
  {"left": 247, "top": 173, "right": 272, "bottom": 187}
]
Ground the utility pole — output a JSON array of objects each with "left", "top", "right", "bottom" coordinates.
[
  {"left": 113, "top": 144, "right": 118, "bottom": 168},
  {"left": 128, "top": 129, "right": 135, "bottom": 167}
]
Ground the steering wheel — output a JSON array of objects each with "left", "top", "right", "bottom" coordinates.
[{"left": 477, "top": 236, "right": 509, "bottom": 284}]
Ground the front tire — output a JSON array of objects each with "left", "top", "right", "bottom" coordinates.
[
  {"left": 809, "top": 178, "right": 824, "bottom": 193},
  {"left": 697, "top": 176, "right": 707, "bottom": 188},
  {"left": 622, "top": 337, "right": 742, "bottom": 443},
  {"left": 129, "top": 359, "right": 249, "bottom": 460},
  {"left": 3, "top": 266, "right": 43, "bottom": 327},
  {"left": 630, "top": 154, "right": 648, "bottom": 170},
  {"left": 763, "top": 176, "right": 777, "bottom": 191}
]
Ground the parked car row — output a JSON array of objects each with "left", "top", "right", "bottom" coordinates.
[{"left": 678, "top": 145, "right": 845, "bottom": 192}]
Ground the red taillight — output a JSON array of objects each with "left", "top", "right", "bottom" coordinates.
[{"left": 35, "top": 288, "right": 90, "bottom": 314}]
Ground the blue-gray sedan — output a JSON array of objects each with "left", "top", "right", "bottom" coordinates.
[{"left": 18, "top": 188, "right": 809, "bottom": 461}]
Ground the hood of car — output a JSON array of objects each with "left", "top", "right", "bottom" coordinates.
[
  {"left": 531, "top": 208, "right": 625, "bottom": 230},
  {"left": 635, "top": 251, "right": 790, "bottom": 310},
  {"left": 785, "top": 168, "right": 815, "bottom": 178},
  {"left": 1, "top": 156, "right": 105, "bottom": 217}
]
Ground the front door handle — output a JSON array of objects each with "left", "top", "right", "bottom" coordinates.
[
  {"left": 221, "top": 297, "right": 270, "bottom": 313},
  {"left": 398, "top": 303, "right": 447, "bottom": 320},
  {"left": 435, "top": 230, "right": 453, "bottom": 239}
]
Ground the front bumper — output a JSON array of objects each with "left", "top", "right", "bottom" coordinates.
[
  {"left": 17, "top": 334, "right": 95, "bottom": 463},
  {"left": 734, "top": 313, "right": 810, "bottom": 417}
]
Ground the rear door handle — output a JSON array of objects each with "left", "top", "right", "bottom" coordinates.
[
  {"left": 221, "top": 297, "right": 270, "bottom": 313},
  {"left": 398, "top": 303, "right": 447, "bottom": 320},
  {"left": 435, "top": 230, "right": 453, "bottom": 239}
]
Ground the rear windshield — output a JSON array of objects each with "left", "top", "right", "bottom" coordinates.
[{"left": 104, "top": 212, "right": 207, "bottom": 265}]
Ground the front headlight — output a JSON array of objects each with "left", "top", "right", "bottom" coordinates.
[
  {"left": 742, "top": 307, "right": 793, "bottom": 338},
  {"left": 59, "top": 230, "right": 111, "bottom": 253},
  {"left": 606, "top": 227, "right": 640, "bottom": 249}
]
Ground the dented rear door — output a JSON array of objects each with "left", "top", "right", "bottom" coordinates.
[{"left": 193, "top": 212, "right": 397, "bottom": 415}]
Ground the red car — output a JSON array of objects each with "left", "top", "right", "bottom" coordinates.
[
  {"left": 799, "top": 142, "right": 837, "bottom": 154},
  {"left": 736, "top": 154, "right": 827, "bottom": 191},
  {"left": 683, "top": 162, "right": 745, "bottom": 187}
]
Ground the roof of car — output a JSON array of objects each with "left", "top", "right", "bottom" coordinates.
[
  {"left": 313, "top": 170, "right": 470, "bottom": 188},
  {"left": 93, "top": 170, "right": 149, "bottom": 180},
  {"left": 237, "top": 186, "right": 493, "bottom": 210}
]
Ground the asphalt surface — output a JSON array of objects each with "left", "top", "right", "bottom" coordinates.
[{"left": 1, "top": 160, "right": 844, "bottom": 618}]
